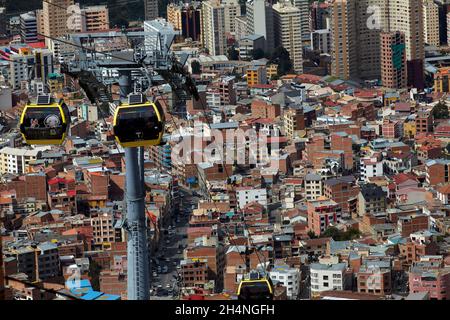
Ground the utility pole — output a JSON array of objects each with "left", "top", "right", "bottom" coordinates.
[{"left": 120, "top": 70, "right": 150, "bottom": 300}]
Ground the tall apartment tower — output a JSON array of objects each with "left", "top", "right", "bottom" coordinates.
[
  {"left": 144, "top": 0, "right": 159, "bottom": 20},
  {"left": 330, "top": 0, "right": 425, "bottom": 88},
  {"left": 246, "top": 0, "right": 274, "bottom": 53},
  {"left": 423, "top": 0, "right": 440, "bottom": 46},
  {"left": 202, "top": 0, "right": 227, "bottom": 56},
  {"left": 330, "top": 0, "right": 389, "bottom": 80},
  {"left": 381, "top": 31, "right": 407, "bottom": 89},
  {"left": 356, "top": 0, "right": 389, "bottom": 79},
  {"left": 292, "top": 0, "right": 311, "bottom": 42},
  {"left": 35, "top": 9, "right": 45, "bottom": 35},
  {"left": 20, "top": 11, "right": 38, "bottom": 43},
  {"left": 330, "top": 0, "right": 358, "bottom": 80},
  {"left": 311, "top": 1, "right": 331, "bottom": 31},
  {"left": 273, "top": 1, "right": 303, "bottom": 73},
  {"left": 435, "top": 0, "right": 450, "bottom": 45},
  {"left": 387, "top": 0, "right": 425, "bottom": 89},
  {"left": 42, "top": 0, "right": 74, "bottom": 46},
  {"left": 225, "top": 0, "right": 242, "bottom": 35},
  {"left": 81, "top": 5, "right": 109, "bottom": 32}
]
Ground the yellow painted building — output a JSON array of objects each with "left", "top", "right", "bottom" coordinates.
[
  {"left": 167, "top": 3, "right": 182, "bottom": 30},
  {"left": 246, "top": 65, "right": 267, "bottom": 86},
  {"left": 403, "top": 120, "right": 416, "bottom": 138},
  {"left": 434, "top": 67, "right": 450, "bottom": 93},
  {"left": 267, "top": 64, "right": 278, "bottom": 79},
  {"left": 47, "top": 74, "right": 64, "bottom": 93}
]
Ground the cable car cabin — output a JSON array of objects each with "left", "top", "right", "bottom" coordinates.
[
  {"left": 237, "top": 271, "right": 274, "bottom": 300},
  {"left": 20, "top": 95, "right": 71, "bottom": 145},
  {"left": 113, "top": 93, "right": 165, "bottom": 148}
]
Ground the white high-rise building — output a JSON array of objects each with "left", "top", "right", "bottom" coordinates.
[
  {"left": 273, "top": 1, "right": 303, "bottom": 73},
  {"left": 423, "top": 0, "right": 440, "bottom": 47},
  {"left": 20, "top": 11, "right": 38, "bottom": 43},
  {"left": 202, "top": 0, "right": 227, "bottom": 56},
  {"left": 292, "top": 0, "right": 310, "bottom": 41},
  {"left": 144, "top": 18, "right": 179, "bottom": 56},
  {"left": 246, "top": 0, "right": 274, "bottom": 52},
  {"left": 223, "top": 0, "right": 241, "bottom": 35}
]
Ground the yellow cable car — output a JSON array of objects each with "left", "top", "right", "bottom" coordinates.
[
  {"left": 113, "top": 93, "right": 165, "bottom": 148},
  {"left": 19, "top": 95, "right": 71, "bottom": 145},
  {"left": 237, "top": 270, "right": 274, "bottom": 300}
]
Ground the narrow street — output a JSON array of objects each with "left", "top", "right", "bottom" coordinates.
[{"left": 150, "top": 187, "right": 199, "bottom": 299}]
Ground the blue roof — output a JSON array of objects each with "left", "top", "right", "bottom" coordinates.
[
  {"left": 65, "top": 278, "right": 121, "bottom": 300},
  {"left": 66, "top": 279, "right": 92, "bottom": 290},
  {"left": 95, "top": 294, "right": 121, "bottom": 300},
  {"left": 70, "top": 287, "right": 92, "bottom": 296},
  {"left": 81, "top": 291, "right": 104, "bottom": 300},
  {"left": 37, "top": 242, "right": 58, "bottom": 252}
]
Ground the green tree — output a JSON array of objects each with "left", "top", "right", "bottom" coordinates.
[
  {"left": 433, "top": 102, "right": 449, "bottom": 119},
  {"left": 307, "top": 230, "right": 317, "bottom": 239},
  {"left": 323, "top": 226, "right": 341, "bottom": 240},
  {"left": 227, "top": 46, "right": 240, "bottom": 60},
  {"left": 88, "top": 259, "right": 102, "bottom": 291},
  {"left": 270, "top": 46, "right": 293, "bottom": 76},
  {"left": 191, "top": 60, "right": 201, "bottom": 74},
  {"left": 323, "top": 227, "right": 361, "bottom": 241},
  {"left": 251, "top": 48, "right": 265, "bottom": 60},
  {"left": 344, "top": 228, "right": 361, "bottom": 241}
]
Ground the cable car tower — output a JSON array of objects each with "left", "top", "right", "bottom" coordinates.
[{"left": 61, "top": 28, "right": 197, "bottom": 300}]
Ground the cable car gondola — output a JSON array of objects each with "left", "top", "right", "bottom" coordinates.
[
  {"left": 237, "top": 270, "right": 274, "bottom": 300},
  {"left": 19, "top": 95, "right": 71, "bottom": 145},
  {"left": 113, "top": 93, "right": 165, "bottom": 148}
]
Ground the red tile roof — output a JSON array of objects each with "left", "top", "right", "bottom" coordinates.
[
  {"left": 437, "top": 184, "right": 450, "bottom": 195},
  {"left": 393, "top": 173, "right": 417, "bottom": 185}
]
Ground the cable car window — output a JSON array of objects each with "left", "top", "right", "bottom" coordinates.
[
  {"left": 115, "top": 106, "right": 161, "bottom": 142},
  {"left": 22, "top": 107, "right": 65, "bottom": 140},
  {"left": 238, "top": 281, "right": 273, "bottom": 300}
]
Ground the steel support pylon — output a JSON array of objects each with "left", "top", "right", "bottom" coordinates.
[{"left": 120, "top": 71, "right": 150, "bottom": 300}]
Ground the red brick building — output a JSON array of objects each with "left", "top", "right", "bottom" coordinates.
[
  {"left": 415, "top": 110, "right": 434, "bottom": 135},
  {"left": 180, "top": 259, "right": 209, "bottom": 289},
  {"left": 425, "top": 159, "right": 450, "bottom": 186},
  {"left": 330, "top": 133, "right": 354, "bottom": 171},
  {"left": 397, "top": 214, "right": 429, "bottom": 237},
  {"left": 0, "top": 174, "right": 47, "bottom": 201},
  {"left": 323, "top": 176, "right": 359, "bottom": 215},
  {"left": 307, "top": 198, "right": 342, "bottom": 236},
  {"left": 409, "top": 268, "right": 450, "bottom": 300},
  {"left": 186, "top": 244, "right": 225, "bottom": 292}
]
